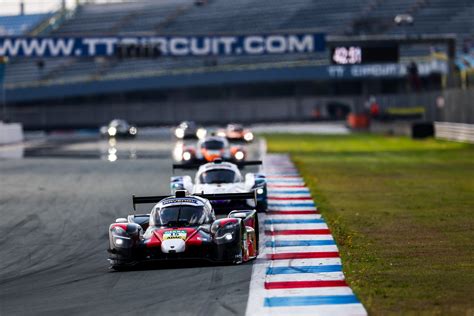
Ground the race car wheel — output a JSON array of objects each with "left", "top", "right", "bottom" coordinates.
[
  {"left": 108, "top": 249, "right": 136, "bottom": 271},
  {"left": 233, "top": 224, "right": 245, "bottom": 264},
  {"left": 109, "top": 259, "right": 133, "bottom": 271},
  {"left": 110, "top": 264, "right": 130, "bottom": 271}
]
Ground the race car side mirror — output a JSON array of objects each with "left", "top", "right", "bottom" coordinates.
[{"left": 115, "top": 218, "right": 127, "bottom": 223}]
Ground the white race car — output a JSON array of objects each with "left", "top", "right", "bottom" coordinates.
[{"left": 171, "top": 159, "right": 267, "bottom": 212}]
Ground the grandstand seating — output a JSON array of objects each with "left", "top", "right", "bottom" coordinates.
[
  {"left": 0, "top": 13, "right": 53, "bottom": 36},
  {"left": 1, "top": 0, "right": 473, "bottom": 89}
]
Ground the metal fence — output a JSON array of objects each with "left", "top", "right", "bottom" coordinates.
[
  {"left": 4, "top": 87, "right": 473, "bottom": 129},
  {"left": 438, "top": 89, "right": 474, "bottom": 124}
]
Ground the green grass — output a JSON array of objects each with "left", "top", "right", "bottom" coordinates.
[{"left": 264, "top": 133, "right": 474, "bottom": 315}]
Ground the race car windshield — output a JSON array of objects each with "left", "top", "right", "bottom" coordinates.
[
  {"left": 110, "top": 119, "right": 127, "bottom": 127},
  {"left": 199, "top": 169, "right": 236, "bottom": 184},
  {"left": 229, "top": 125, "right": 243, "bottom": 132},
  {"left": 202, "top": 140, "right": 224, "bottom": 150},
  {"left": 180, "top": 121, "right": 195, "bottom": 129},
  {"left": 156, "top": 205, "right": 208, "bottom": 227}
]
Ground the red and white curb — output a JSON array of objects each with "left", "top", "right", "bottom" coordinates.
[{"left": 246, "top": 154, "right": 367, "bottom": 316}]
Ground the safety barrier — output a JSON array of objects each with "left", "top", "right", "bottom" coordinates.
[
  {"left": 0, "top": 122, "right": 23, "bottom": 145},
  {"left": 435, "top": 122, "right": 474, "bottom": 143}
]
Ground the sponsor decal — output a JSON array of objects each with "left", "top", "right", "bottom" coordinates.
[
  {"left": 204, "top": 164, "right": 233, "bottom": 170},
  {"left": 0, "top": 33, "right": 325, "bottom": 58},
  {"left": 162, "top": 198, "right": 198, "bottom": 205}
]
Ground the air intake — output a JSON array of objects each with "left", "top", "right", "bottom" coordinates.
[{"left": 175, "top": 190, "right": 186, "bottom": 198}]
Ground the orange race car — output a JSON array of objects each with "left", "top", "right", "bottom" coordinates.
[
  {"left": 176, "top": 136, "right": 247, "bottom": 165},
  {"left": 217, "top": 124, "right": 254, "bottom": 142}
]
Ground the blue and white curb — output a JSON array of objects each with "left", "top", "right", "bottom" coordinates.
[{"left": 246, "top": 154, "right": 367, "bottom": 316}]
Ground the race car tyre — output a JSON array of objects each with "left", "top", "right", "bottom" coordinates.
[
  {"left": 107, "top": 247, "right": 137, "bottom": 271},
  {"left": 110, "top": 264, "right": 130, "bottom": 271},
  {"left": 233, "top": 224, "right": 245, "bottom": 265}
]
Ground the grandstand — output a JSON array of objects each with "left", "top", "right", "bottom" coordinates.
[
  {"left": 0, "top": 0, "right": 473, "bottom": 128},
  {"left": 2, "top": 0, "right": 473, "bottom": 88},
  {"left": 0, "top": 13, "right": 54, "bottom": 36}
]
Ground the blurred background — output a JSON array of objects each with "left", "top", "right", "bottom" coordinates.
[{"left": 0, "top": 0, "right": 472, "bottom": 134}]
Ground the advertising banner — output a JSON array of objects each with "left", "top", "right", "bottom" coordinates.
[{"left": 0, "top": 33, "right": 326, "bottom": 58}]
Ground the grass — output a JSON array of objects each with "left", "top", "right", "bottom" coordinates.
[{"left": 264, "top": 133, "right": 474, "bottom": 315}]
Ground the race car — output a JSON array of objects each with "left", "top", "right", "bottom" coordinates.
[
  {"left": 107, "top": 190, "right": 259, "bottom": 270},
  {"left": 217, "top": 124, "right": 254, "bottom": 142},
  {"left": 100, "top": 119, "right": 137, "bottom": 138},
  {"left": 171, "top": 159, "right": 267, "bottom": 212},
  {"left": 176, "top": 136, "right": 247, "bottom": 164},
  {"left": 174, "top": 121, "right": 207, "bottom": 139}
]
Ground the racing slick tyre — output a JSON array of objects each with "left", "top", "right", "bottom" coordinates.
[
  {"left": 232, "top": 223, "right": 245, "bottom": 265},
  {"left": 108, "top": 249, "right": 136, "bottom": 271},
  {"left": 110, "top": 264, "right": 130, "bottom": 271}
]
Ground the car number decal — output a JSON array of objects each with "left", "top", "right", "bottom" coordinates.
[{"left": 163, "top": 230, "right": 187, "bottom": 240}]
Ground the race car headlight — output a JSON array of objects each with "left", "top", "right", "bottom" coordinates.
[
  {"left": 216, "top": 231, "right": 235, "bottom": 242},
  {"left": 244, "top": 132, "right": 254, "bottom": 142},
  {"left": 114, "top": 238, "right": 124, "bottom": 246},
  {"left": 129, "top": 126, "right": 137, "bottom": 135},
  {"left": 107, "top": 127, "right": 117, "bottom": 136},
  {"left": 182, "top": 151, "right": 192, "bottom": 161},
  {"left": 257, "top": 188, "right": 264, "bottom": 195},
  {"left": 196, "top": 128, "right": 207, "bottom": 139},
  {"left": 175, "top": 128, "right": 184, "bottom": 139},
  {"left": 113, "top": 235, "right": 131, "bottom": 247},
  {"left": 234, "top": 151, "right": 244, "bottom": 160},
  {"left": 111, "top": 226, "right": 131, "bottom": 247}
]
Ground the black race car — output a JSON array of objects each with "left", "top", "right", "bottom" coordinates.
[
  {"left": 174, "top": 121, "right": 207, "bottom": 139},
  {"left": 100, "top": 119, "right": 137, "bottom": 138}
]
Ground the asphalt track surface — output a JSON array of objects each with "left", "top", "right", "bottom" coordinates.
[{"left": 0, "top": 133, "right": 260, "bottom": 315}]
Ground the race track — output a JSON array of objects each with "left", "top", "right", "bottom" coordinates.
[{"left": 0, "top": 132, "right": 260, "bottom": 315}]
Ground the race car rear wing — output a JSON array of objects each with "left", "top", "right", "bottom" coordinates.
[
  {"left": 132, "top": 190, "right": 257, "bottom": 211},
  {"left": 173, "top": 160, "right": 262, "bottom": 170}
]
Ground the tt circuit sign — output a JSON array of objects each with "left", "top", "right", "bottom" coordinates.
[{"left": 0, "top": 33, "right": 325, "bottom": 58}]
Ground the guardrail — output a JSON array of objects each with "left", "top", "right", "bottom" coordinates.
[{"left": 435, "top": 122, "right": 474, "bottom": 143}]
